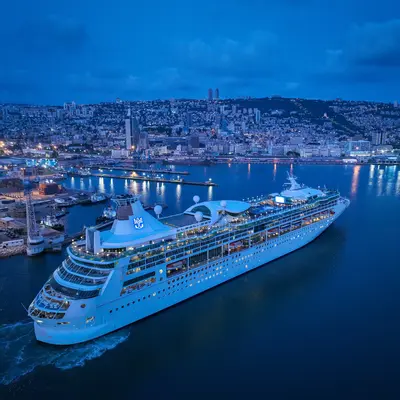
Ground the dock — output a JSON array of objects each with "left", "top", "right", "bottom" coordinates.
[
  {"left": 68, "top": 172, "right": 217, "bottom": 187},
  {"left": 91, "top": 165, "right": 190, "bottom": 175}
]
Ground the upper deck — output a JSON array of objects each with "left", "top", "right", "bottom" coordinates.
[{"left": 68, "top": 178, "right": 340, "bottom": 264}]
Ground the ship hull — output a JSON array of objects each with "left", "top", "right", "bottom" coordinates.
[{"left": 34, "top": 200, "right": 348, "bottom": 345}]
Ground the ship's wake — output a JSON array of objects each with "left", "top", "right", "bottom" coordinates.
[{"left": 0, "top": 320, "right": 130, "bottom": 385}]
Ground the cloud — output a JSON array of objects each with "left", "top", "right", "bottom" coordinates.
[
  {"left": 348, "top": 19, "right": 400, "bottom": 67},
  {"left": 185, "top": 30, "right": 280, "bottom": 78},
  {"left": 16, "top": 15, "right": 88, "bottom": 56},
  {"left": 317, "top": 20, "right": 400, "bottom": 86},
  {"left": 285, "top": 81, "right": 300, "bottom": 90},
  {"left": 150, "top": 68, "right": 199, "bottom": 94}
]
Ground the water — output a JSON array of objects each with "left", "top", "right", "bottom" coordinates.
[{"left": 1, "top": 164, "right": 400, "bottom": 398}]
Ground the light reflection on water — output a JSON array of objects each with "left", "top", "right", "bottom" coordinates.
[
  {"left": 98, "top": 177, "right": 105, "bottom": 193},
  {"left": 377, "top": 168, "right": 384, "bottom": 196},
  {"left": 351, "top": 165, "right": 360, "bottom": 196},
  {"left": 208, "top": 185, "right": 213, "bottom": 201}
]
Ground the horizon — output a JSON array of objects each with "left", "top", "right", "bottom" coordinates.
[{"left": 1, "top": 94, "right": 397, "bottom": 108}]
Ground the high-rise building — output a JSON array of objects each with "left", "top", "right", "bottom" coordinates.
[
  {"left": 394, "top": 100, "right": 398, "bottom": 108},
  {"left": 381, "top": 132, "right": 388, "bottom": 145},
  {"left": 125, "top": 108, "right": 140, "bottom": 150},
  {"left": 372, "top": 132, "right": 388, "bottom": 146},
  {"left": 255, "top": 108, "right": 261, "bottom": 124},
  {"left": 215, "top": 88, "right": 219, "bottom": 100},
  {"left": 189, "top": 134, "right": 200, "bottom": 149},
  {"left": 185, "top": 112, "right": 193, "bottom": 129},
  {"left": 208, "top": 88, "right": 213, "bottom": 101},
  {"left": 138, "top": 132, "right": 149, "bottom": 150}
]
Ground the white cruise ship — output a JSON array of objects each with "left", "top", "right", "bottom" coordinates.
[{"left": 28, "top": 176, "right": 350, "bottom": 345}]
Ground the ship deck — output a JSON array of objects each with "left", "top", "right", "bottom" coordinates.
[{"left": 161, "top": 213, "right": 203, "bottom": 228}]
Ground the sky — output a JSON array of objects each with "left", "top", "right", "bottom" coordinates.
[{"left": 1, "top": 0, "right": 400, "bottom": 105}]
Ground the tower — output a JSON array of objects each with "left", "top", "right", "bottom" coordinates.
[
  {"left": 208, "top": 88, "right": 213, "bottom": 101},
  {"left": 25, "top": 188, "right": 44, "bottom": 256},
  {"left": 185, "top": 112, "right": 193, "bottom": 129},
  {"left": 125, "top": 108, "right": 140, "bottom": 150},
  {"left": 255, "top": 108, "right": 261, "bottom": 124},
  {"left": 215, "top": 88, "right": 219, "bottom": 100}
]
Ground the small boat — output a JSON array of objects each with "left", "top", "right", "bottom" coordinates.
[
  {"left": 41, "top": 215, "right": 65, "bottom": 231},
  {"left": 91, "top": 192, "right": 107, "bottom": 204},
  {"left": 96, "top": 206, "right": 116, "bottom": 224},
  {"left": 54, "top": 208, "right": 69, "bottom": 218},
  {"left": 54, "top": 197, "right": 77, "bottom": 207}
]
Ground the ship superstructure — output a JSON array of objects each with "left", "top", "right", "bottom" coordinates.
[{"left": 28, "top": 176, "right": 350, "bottom": 345}]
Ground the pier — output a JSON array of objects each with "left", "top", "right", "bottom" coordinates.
[
  {"left": 91, "top": 166, "right": 190, "bottom": 175},
  {"left": 69, "top": 172, "right": 217, "bottom": 187}
]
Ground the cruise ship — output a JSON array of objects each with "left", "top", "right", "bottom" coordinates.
[{"left": 28, "top": 176, "right": 350, "bottom": 345}]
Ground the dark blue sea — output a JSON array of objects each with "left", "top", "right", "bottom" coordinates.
[{"left": 1, "top": 163, "right": 400, "bottom": 399}]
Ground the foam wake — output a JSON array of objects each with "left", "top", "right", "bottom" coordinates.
[{"left": 0, "top": 320, "right": 130, "bottom": 385}]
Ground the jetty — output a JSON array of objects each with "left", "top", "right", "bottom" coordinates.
[
  {"left": 91, "top": 166, "right": 190, "bottom": 175},
  {"left": 68, "top": 172, "right": 217, "bottom": 187}
]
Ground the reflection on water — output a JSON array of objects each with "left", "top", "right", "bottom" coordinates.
[
  {"left": 176, "top": 184, "right": 182, "bottom": 203},
  {"left": 351, "top": 165, "right": 360, "bottom": 196},
  {"left": 208, "top": 185, "right": 213, "bottom": 201},
  {"left": 247, "top": 163, "right": 251, "bottom": 179},
  {"left": 124, "top": 179, "right": 128, "bottom": 192},
  {"left": 98, "top": 177, "right": 105, "bottom": 193},
  {"left": 88, "top": 178, "right": 93, "bottom": 191},
  {"left": 377, "top": 168, "right": 384, "bottom": 196},
  {"left": 130, "top": 180, "right": 138, "bottom": 194},
  {"left": 273, "top": 163, "right": 277, "bottom": 180},
  {"left": 368, "top": 165, "right": 375, "bottom": 194},
  {"left": 70, "top": 176, "right": 75, "bottom": 189},
  {"left": 386, "top": 166, "right": 396, "bottom": 196},
  {"left": 396, "top": 171, "right": 400, "bottom": 195},
  {"left": 160, "top": 183, "right": 165, "bottom": 202},
  {"left": 80, "top": 178, "right": 85, "bottom": 190}
]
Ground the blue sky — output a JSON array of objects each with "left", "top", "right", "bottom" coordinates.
[{"left": 1, "top": 0, "right": 400, "bottom": 104}]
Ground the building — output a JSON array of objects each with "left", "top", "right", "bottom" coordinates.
[
  {"left": 208, "top": 88, "right": 213, "bottom": 101},
  {"left": 345, "top": 140, "right": 371, "bottom": 156},
  {"left": 255, "top": 108, "right": 261, "bottom": 124},
  {"left": 372, "top": 132, "right": 388, "bottom": 146},
  {"left": 185, "top": 112, "right": 193, "bottom": 129},
  {"left": 111, "top": 149, "right": 129, "bottom": 158},
  {"left": 215, "top": 88, "right": 220, "bottom": 100},
  {"left": 125, "top": 108, "right": 140, "bottom": 150},
  {"left": 189, "top": 134, "right": 200, "bottom": 149},
  {"left": 138, "top": 132, "right": 149, "bottom": 151}
]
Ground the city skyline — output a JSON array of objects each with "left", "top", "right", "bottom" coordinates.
[{"left": 1, "top": 1, "right": 400, "bottom": 104}]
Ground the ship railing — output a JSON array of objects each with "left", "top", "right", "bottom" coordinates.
[
  {"left": 56, "top": 265, "right": 107, "bottom": 287},
  {"left": 64, "top": 257, "right": 110, "bottom": 278},
  {"left": 68, "top": 193, "right": 340, "bottom": 263}
]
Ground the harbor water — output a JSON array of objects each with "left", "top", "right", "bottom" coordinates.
[{"left": 1, "top": 163, "right": 400, "bottom": 399}]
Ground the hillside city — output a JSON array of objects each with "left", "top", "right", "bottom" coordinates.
[{"left": 1, "top": 90, "right": 400, "bottom": 163}]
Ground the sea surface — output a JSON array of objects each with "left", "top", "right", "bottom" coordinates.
[{"left": 1, "top": 163, "right": 400, "bottom": 399}]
